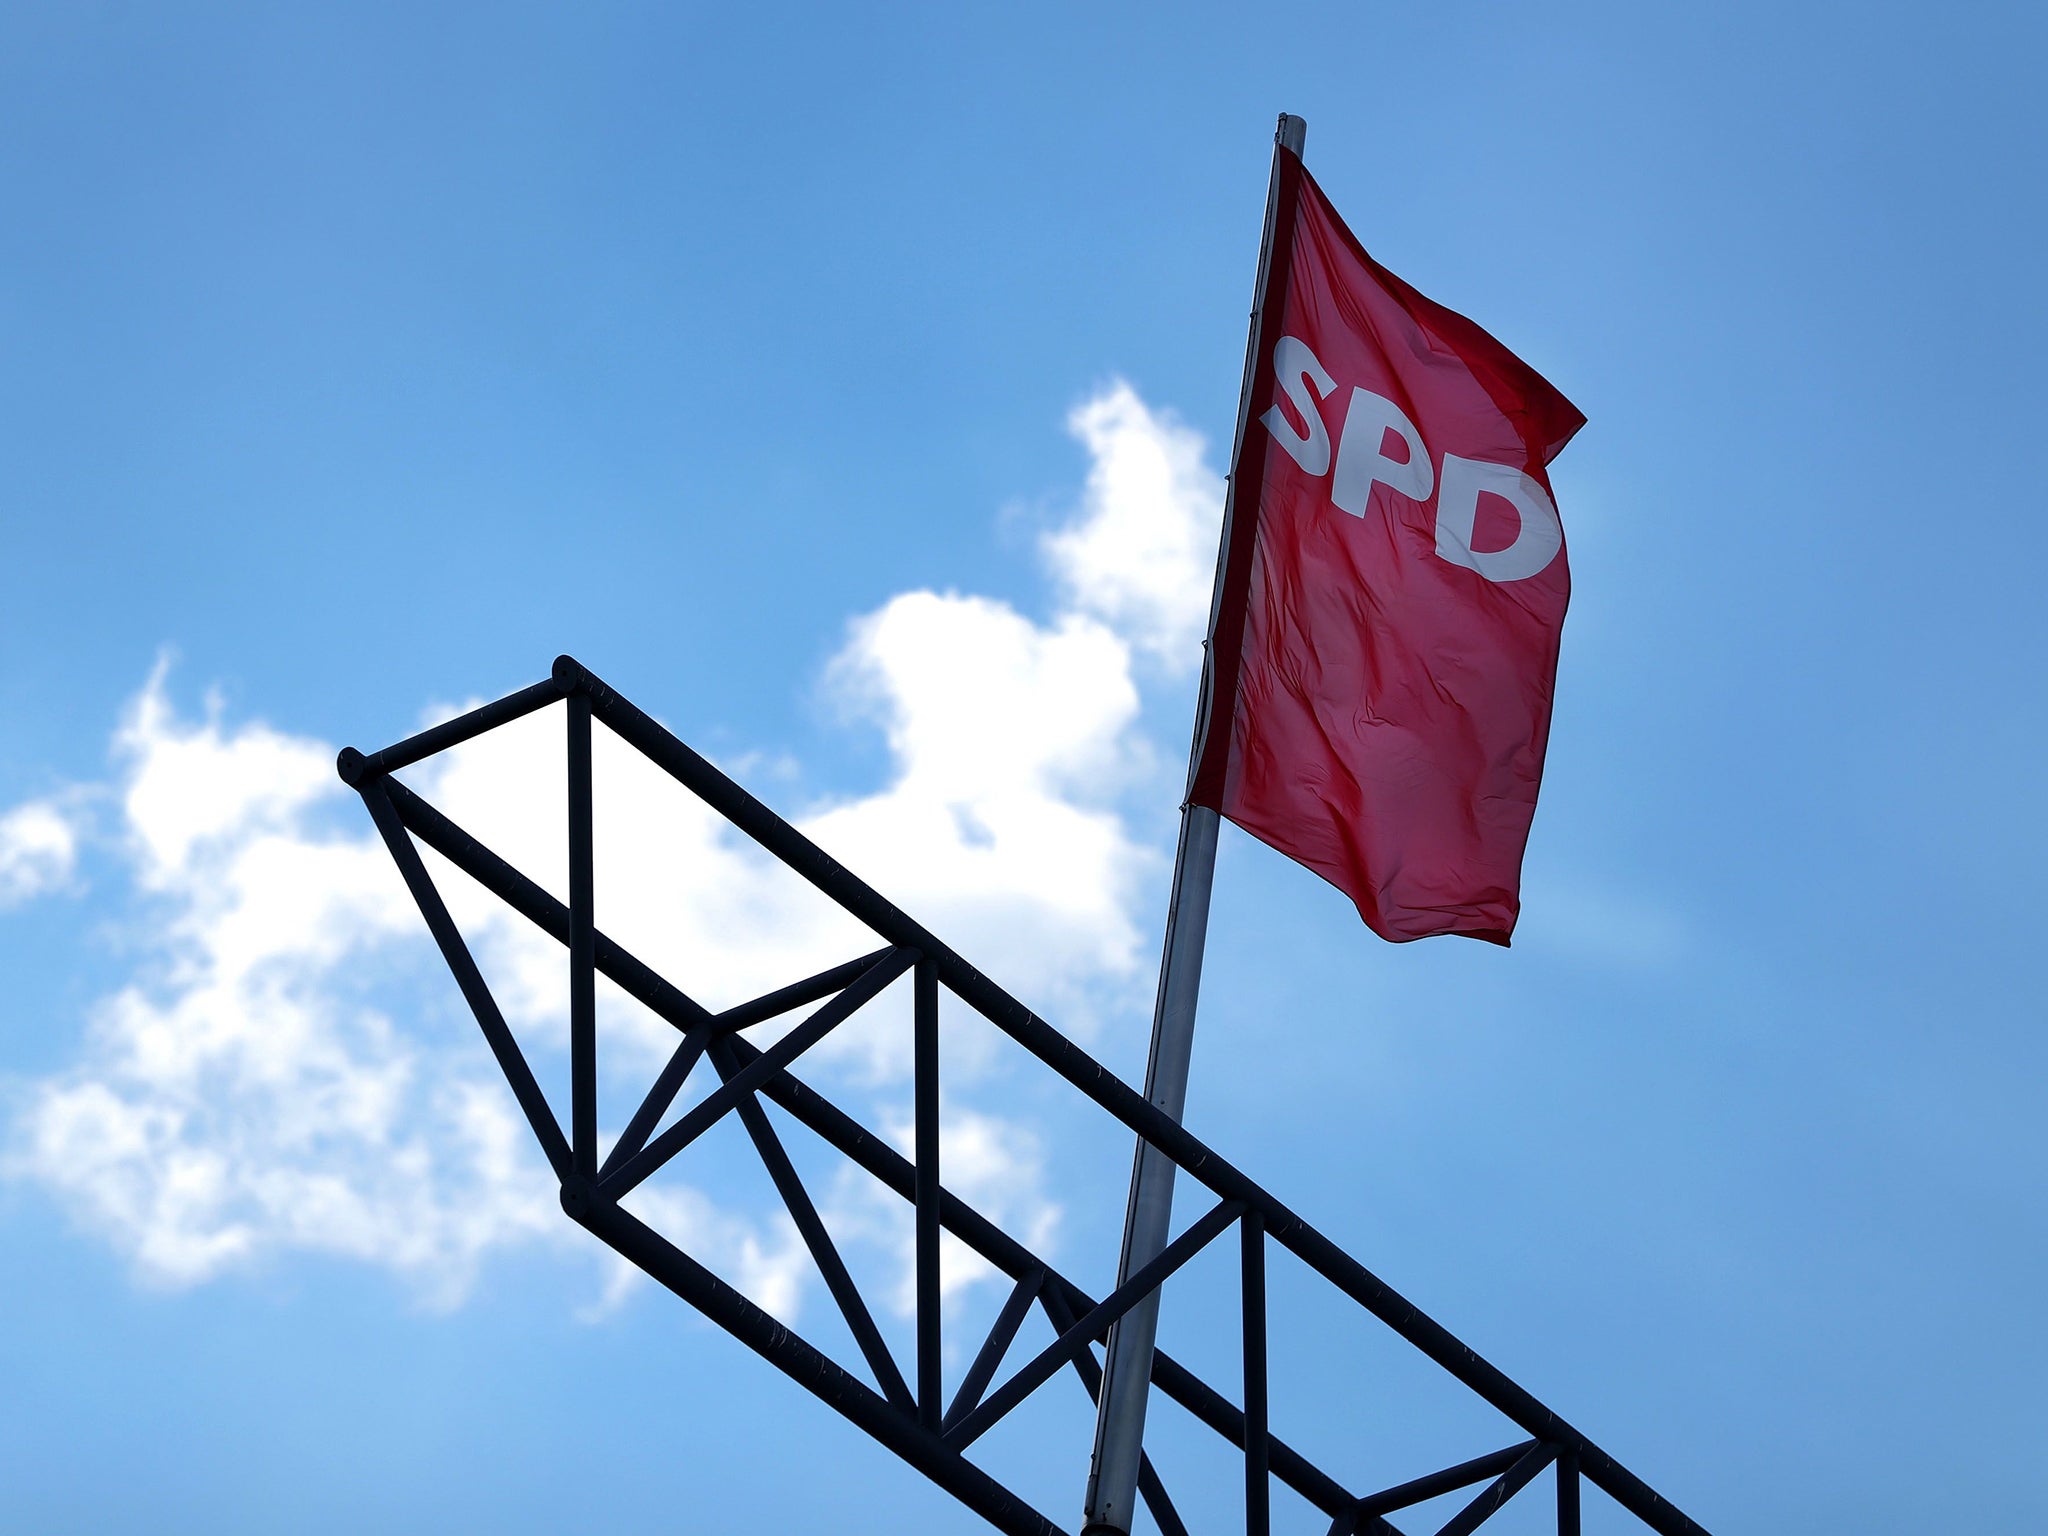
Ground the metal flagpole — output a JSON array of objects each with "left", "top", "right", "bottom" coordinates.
[{"left": 1083, "top": 111, "right": 1305, "bottom": 1536}]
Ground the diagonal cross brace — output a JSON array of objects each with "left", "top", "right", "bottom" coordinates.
[
  {"left": 1433, "top": 1442, "right": 1557, "bottom": 1536},
  {"left": 717, "top": 949, "right": 897, "bottom": 1033},
  {"left": 944, "top": 1267, "right": 1045, "bottom": 1432},
  {"left": 709, "top": 1035, "right": 917, "bottom": 1414},
  {"left": 598, "top": 945, "right": 917, "bottom": 1201},
  {"left": 598, "top": 1022, "right": 713, "bottom": 1183},
  {"left": 360, "top": 781, "right": 571, "bottom": 1179},
  {"left": 600, "top": 950, "right": 894, "bottom": 1183},
  {"left": 1352, "top": 1440, "right": 1542, "bottom": 1521},
  {"left": 945, "top": 1197, "right": 1246, "bottom": 1452}
]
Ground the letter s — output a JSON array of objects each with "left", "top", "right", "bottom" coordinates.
[{"left": 1260, "top": 336, "right": 1338, "bottom": 475}]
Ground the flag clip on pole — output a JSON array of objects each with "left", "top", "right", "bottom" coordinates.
[{"left": 1082, "top": 111, "right": 1305, "bottom": 1536}]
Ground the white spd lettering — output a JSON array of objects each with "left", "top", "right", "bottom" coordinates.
[
  {"left": 1434, "top": 454, "right": 1563, "bottom": 583},
  {"left": 1332, "top": 386, "right": 1431, "bottom": 512},
  {"left": 1260, "top": 335, "right": 1338, "bottom": 476},
  {"left": 1261, "top": 335, "right": 1561, "bottom": 583}
]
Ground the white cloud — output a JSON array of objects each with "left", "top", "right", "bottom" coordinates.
[
  {"left": 9, "top": 684, "right": 566, "bottom": 1306},
  {"left": 3, "top": 379, "right": 1226, "bottom": 1324},
  {"left": 1043, "top": 382, "right": 1226, "bottom": 671},
  {"left": 116, "top": 662, "right": 340, "bottom": 891},
  {"left": 0, "top": 798, "right": 81, "bottom": 907},
  {"left": 810, "top": 591, "right": 1152, "bottom": 1049}
]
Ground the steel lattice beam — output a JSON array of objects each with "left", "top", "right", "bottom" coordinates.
[{"left": 338, "top": 655, "right": 1713, "bottom": 1536}]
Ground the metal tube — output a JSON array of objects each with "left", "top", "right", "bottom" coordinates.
[
  {"left": 1085, "top": 107, "right": 1307, "bottom": 1536},
  {"left": 568, "top": 692, "right": 597, "bottom": 1177},
  {"left": 1085, "top": 804, "right": 1219, "bottom": 1528},
  {"left": 336, "top": 673, "right": 568, "bottom": 783},
  {"left": 710, "top": 1036, "right": 916, "bottom": 1414},
  {"left": 944, "top": 1268, "right": 1044, "bottom": 1430},
  {"left": 1558, "top": 1450, "right": 1581, "bottom": 1536},
  {"left": 1434, "top": 1443, "right": 1556, "bottom": 1536},
  {"left": 714, "top": 948, "right": 895, "bottom": 1032},
  {"left": 1242, "top": 1212, "right": 1271, "bottom": 1536},
  {"left": 1353, "top": 1441, "right": 1540, "bottom": 1518},
  {"left": 915, "top": 958, "right": 943, "bottom": 1429},
  {"left": 357, "top": 782, "right": 571, "bottom": 1178},
  {"left": 597, "top": 1023, "right": 711, "bottom": 1182}
]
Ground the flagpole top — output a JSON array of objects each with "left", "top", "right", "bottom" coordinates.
[{"left": 1278, "top": 114, "right": 1306, "bottom": 155}]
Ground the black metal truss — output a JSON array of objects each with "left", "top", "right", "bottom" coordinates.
[{"left": 338, "top": 655, "right": 1712, "bottom": 1536}]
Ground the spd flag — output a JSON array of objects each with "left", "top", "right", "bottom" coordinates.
[{"left": 1190, "top": 150, "right": 1585, "bottom": 945}]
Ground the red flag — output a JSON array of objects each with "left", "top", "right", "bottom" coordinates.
[{"left": 1190, "top": 150, "right": 1585, "bottom": 945}]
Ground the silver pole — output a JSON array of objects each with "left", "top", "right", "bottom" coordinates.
[{"left": 1083, "top": 111, "right": 1305, "bottom": 1536}]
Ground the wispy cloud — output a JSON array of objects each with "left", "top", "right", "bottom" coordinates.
[
  {"left": 3, "top": 379, "right": 1225, "bottom": 1322},
  {"left": 1043, "top": 382, "right": 1225, "bottom": 671},
  {"left": 0, "top": 797, "right": 83, "bottom": 907}
]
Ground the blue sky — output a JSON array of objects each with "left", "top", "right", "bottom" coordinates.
[{"left": 3, "top": 4, "right": 2044, "bottom": 1532}]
